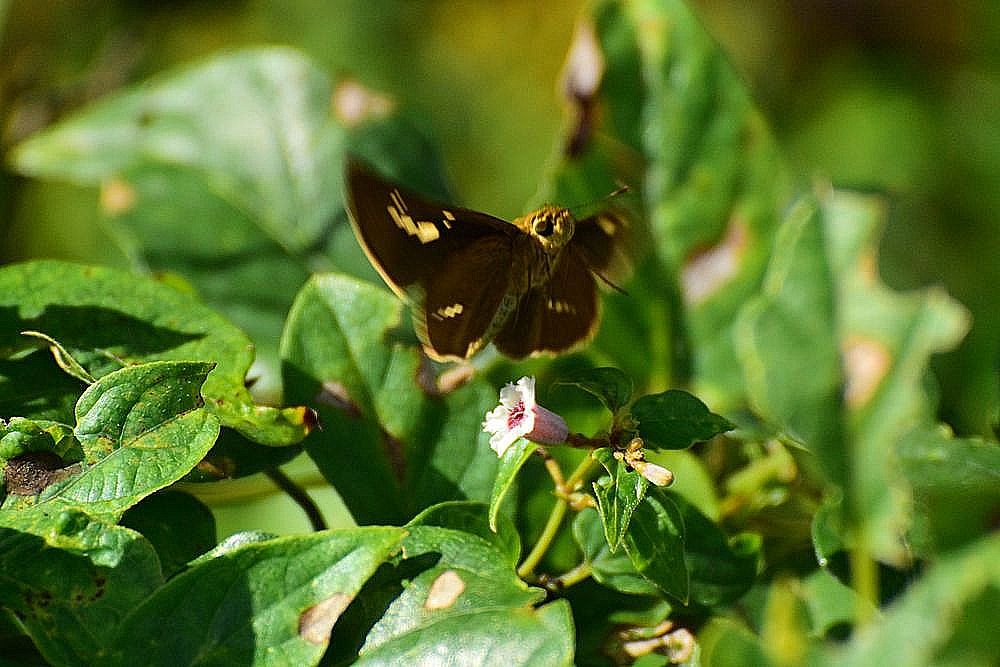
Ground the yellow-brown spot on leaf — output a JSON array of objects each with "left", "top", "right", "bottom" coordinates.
[
  {"left": 316, "top": 381, "right": 361, "bottom": 418},
  {"left": 842, "top": 336, "right": 891, "bottom": 408},
  {"left": 299, "top": 593, "right": 353, "bottom": 645},
  {"left": 681, "top": 217, "right": 748, "bottom": 305},
  {"left": 100, "top": 178, "right": 137, "bottom": 215},
  {"left": 332, "top": 80, "right": 394, "bottom": 127},
  {"left": 424, "top": 570, "right": 465, "bottom": 610}
]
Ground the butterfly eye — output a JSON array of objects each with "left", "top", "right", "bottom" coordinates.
[{"left": 534, "top": 218, "right": 554, "bottom": 237}]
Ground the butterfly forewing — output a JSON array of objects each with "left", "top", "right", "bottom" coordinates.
[
  {"left": 345, "top": 159, "right": 516, "bottom": 299},
  {"left": 494, "top": 246, "right": 599, "bottom": 358},
  {"left": 420, "top": 235, "right": 515, "bottom": 360}
]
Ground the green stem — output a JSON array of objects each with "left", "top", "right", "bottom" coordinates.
[
  {"left": 517, "top": 456, "right": 597, "bottom": 579},
  {"left": 518, "top": 496, "right": 568, "bottom": 578},
  {"left": 850, "top": 543, "right": 878, "bottom": 626},
  {"left": 565, "top": 455, "right": 598, "bottom": 492},
  {"left": 551, "top": 561, "right": 594, "bottom": 590}
]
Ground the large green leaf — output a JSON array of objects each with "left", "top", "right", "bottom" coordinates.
[
  {"left": 737, "top": 191, "right": 970, "bottom": 564},
  {"left": 280, "top": 274, "right": 499, "bottom": 525},
  {"left": 626, "top": 0, "right": 795, "bottom": 407},
  {"left": 573, "top": 508, "right": 658, "bottom": 596},
  {"left": 13, "top": 362, "right": 220, "bottom": 520},
  {"left": 898, "top": 427, "right": 1000, "bottom": 556},
  {"left": 735, "top": 197, "right": 845, "bottom": 486},
  {"left": 119, "top": 490, "right": 216, "bottom": 579},
  {"left": 0, "top": 261, "right": 312, "bottom": 447},
  {"left": 103, "top": 527, "right": 406, "bottom": 666},
  {"left": 839, "top": 533, "right": 1000, "bottom": 667},
  {"left": 357, "top": 522, "right": 545, "bottom": 655},
  {"left": 0, "top": 511, "right": 162, "bottom": 665},
  {"left": 356, "top": 600, "right": 575, "bottom": 667},
  {"left": 10, "top": 49, "right": 451, "bottom": 384}
]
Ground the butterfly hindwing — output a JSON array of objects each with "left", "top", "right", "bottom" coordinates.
[
  {"left": 494, "top": 246, "right": 599, "bottom": 358},
  {"left": 345, "top": 158, "right": 516, "bottom": 299},
  {"left": 572, "top": 211, "right": 630, "bottom": 288}
]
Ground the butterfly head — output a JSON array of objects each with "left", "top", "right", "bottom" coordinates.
[{"left": 519, "top": 206, "right": 575, "bottom": 255}]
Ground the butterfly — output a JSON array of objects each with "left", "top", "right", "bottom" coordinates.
[{"left": 344, "top": 158, "right": 627, "bottom": 361}]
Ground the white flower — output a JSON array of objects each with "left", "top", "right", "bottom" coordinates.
[{"left": 482, "top": 376, "right": 569, "bottom": 456}]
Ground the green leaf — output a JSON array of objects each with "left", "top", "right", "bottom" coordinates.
[
  {"left": 0, "top": 261, "right": 313, "bottom": 447},
  {"left": 627, "top": 0, "right": 795, "bottom": 408},
  {"left": 18, "top": 362, "right": 220, "bottom": 520},
  {"left": 592, "top": 447, "right": 648, "bottom": 552},
  {"left": 735, "top": 196, "right": 845, "bottom": 483},
  {"left": 11, "top": 49, "right": 452, "bottom": 383},
  {"left": 621, "top": 490, "right": 687, "bottom": 603},
  {"left": 631, "top": 389, "right": 733, "bottom": 450},
  {"left": 120, "top": 490, "right": 216, "bottom": 579},
  {"left": 699, "top": 618, "right": 772, "bottom": 667},
  {"left": 280, "top": 274, "right": 499, "bottom": 525},
  {"left": 573, "top": 508, "right": 658, "bottom": 596},
  {"left": 408, "top": 501, "right": 521, "bottom": 568},
  {"left": 489, "top": 437, "right": 538, "bottom": 532},
  {"left": 103, "top": 527, "right": 406, "bottom": 666},
  {"left": 839, "top": 533, "right": 1000, "bottom": 667},
  {"left": 738, "top": 190, "right": 971, "bottom": 564},
  {"left": 898, "top": 427, "right": 1000, "bottom": 556},
  {"left": 0, "top": 417, "right": 75, "bottom": 463},
  {"left": 357, "top": 523, "right": 545, "bottom": 656},
  {"left": 669, "top": 491, "right": 760, "bottom": 607},
  {"left": 0, "top": 510, "right": 162, "bottom": 665},
  {"left": 356, "top": 599, "right": 574, "bottom": 667},
  {"left": 0, "top": 349, "right": 86, "bottom": 424},
  {"left": 554, "top": 367, "right": 634, "bottom": 415}
]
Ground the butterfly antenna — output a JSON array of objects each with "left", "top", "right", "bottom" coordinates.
[{"left": 568, "top": 182, "right": 631, "bottom": 216}]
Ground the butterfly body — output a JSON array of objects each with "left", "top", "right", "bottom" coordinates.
[{"left": 345, "top": 159, "right": 625, "bottom": 361}]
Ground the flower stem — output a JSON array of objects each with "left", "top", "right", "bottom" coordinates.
[
  {"left": 565, "top": 455, "right": 598, "bottom": 492},
  {"left": 517, "top": 455, "right": 598, "bottom": 579},
  {"left": 517, "top": 496, "right": 567, "bottom": 578},
  {"left": 547, "top": 561, "right": 593, "bottom": 591}
]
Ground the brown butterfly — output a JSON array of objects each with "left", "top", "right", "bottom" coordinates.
[{"left": 344, "top": 158, "right": 627, "bottom": 361}]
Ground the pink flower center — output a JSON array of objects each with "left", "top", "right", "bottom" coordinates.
[{"left": 507, "top": 400, "right": 526, "bottom": 430}]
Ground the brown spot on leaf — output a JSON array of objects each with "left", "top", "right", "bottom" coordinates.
[
  {"left": 100, "top": 178, "right": 137, "bottom": 215},
  {"left": 681, "top": 217, "right": 748, "bottom": 305},
  {"left": 424, "top": 570, "right": 465, "bottom": 610},
  {"left": 3, "top": 452, "right": 79, "bottom": 496},
  {"left": 299, "top": 593, "right": 353, "bottom": 645},
  {"left": 842, "top": 336, "right": 891, "bottom": 408},
  {"left": 560, "top": 19, "right": 605, "bottom": 157},
  {"left": 316, "top": 381, "right": 361, "bottom": 418},
  {"left": 332, "top": 80, "right": 394, "bottom": 127}
]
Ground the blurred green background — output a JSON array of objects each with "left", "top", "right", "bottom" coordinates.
[{"left": 2, "top": 1, "right": 997, "bottom": 435}]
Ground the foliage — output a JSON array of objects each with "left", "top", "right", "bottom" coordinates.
[{"left": 1, "top": 1, "right": 997, "bottom": 665}]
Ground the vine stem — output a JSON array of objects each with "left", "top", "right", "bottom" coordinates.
[
  {"left": 850, "top": 543, "right": 878, "bottom": 626},
  {"left": 265, "top": 467, "right": 327, "bottom": 532},
  {"left": 517, "top": 455, "right": 598, "bottom": 579}
]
